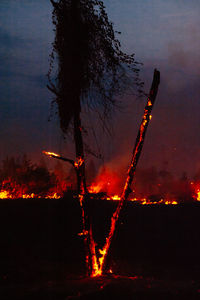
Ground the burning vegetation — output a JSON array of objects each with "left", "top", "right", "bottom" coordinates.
[
  {"left": 0, "top": 155, "right": 65, "bottom": 199},
  {"left": 1, "top": 154, "right": 199, "bottom": 203}
]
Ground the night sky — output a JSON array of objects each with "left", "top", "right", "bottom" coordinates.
[{"left": 1, "top": 0, "right": 200, "bottom": 178}]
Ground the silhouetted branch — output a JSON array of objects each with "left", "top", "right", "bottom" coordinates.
[
  {"left": 50, "top": 155, "right": 75, "bottom": 166},
  {"left": 43, "top": 151, "right": 75, "bottom": 167},
  {"left": 46, "top": 84, "right": 60, "bottom": 97},
  {"left": 50, "top": 0, "right": 58, "bottom": 8}
]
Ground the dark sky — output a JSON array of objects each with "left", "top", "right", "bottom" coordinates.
[{"left": 1, "top": 0, "right": 200, "bottom": 177}]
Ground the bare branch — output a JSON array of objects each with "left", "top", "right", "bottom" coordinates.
[
  {"left": 43, "top": 151, "right": 75, "bottom": 167},
  {"left": 46, "top": 84, "right": 60, "bottom": 97},
  {"left": 50, "top": 0, "right": 58, "bottom": 8}
]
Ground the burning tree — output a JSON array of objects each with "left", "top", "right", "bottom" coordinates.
[
  {"left": 47, "top": 0, "right": 146, "bottom": 276},
  {"left": 44, "top": 69, "right": 160, "bottom": 277}
]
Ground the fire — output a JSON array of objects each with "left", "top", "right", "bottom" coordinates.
[
  {"left": 100, "top": 194, "right": 178, "bottom": 205},
  {"left": 0, "top": 177, "right": 64, "bottom": 200},
  {"left": 111, "top": 195, "right": 121, "bottom": 201},
  {"left": 0, "top": 189, "right": 61, "bottom": 200},
  {"left": 88, "top": 167, "right": 122, "bottom": 195},
  {"left": 197, "top": 190, "right": 200, "bottom": 201},
  {"left": 43, "top": 151, "right": 61, "bottom": 158},
  {"left": 0, "top": 190, "right": 9, "bottom": 199},
  {"left": 190, "top": 182, "right": 200, "bottom": 202},
  {"left": 74, "top": 157, "right": 84, "bottom": 169}
]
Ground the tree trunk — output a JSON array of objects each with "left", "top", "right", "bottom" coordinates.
[
  {"left": 74, "top": 98, "right": 97, "bottom": 276},
  {"left": 99, "top": 69, "right": 160, "bottom": 273},
  {"left": 73, "top": 106, "right": 87, "bottom": 194}
]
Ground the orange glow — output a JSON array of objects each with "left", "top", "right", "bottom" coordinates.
[
  {"left": 74, "top": 157, "right": 84, "bottom": 169},
  {"left": 111, "top": 195, "right": 121, "bottom": 201},
  {"left": 0, "top": 189, "right": 61, "bottom": 200},
  {"left": 88, "top": 168, "right": 122, "bottom": 195},
  {"left": 197, "top": 189, "right": 200, "bottom": 201},
  {"left": 191, "top": 183, "right": 200, "bottom": 202},
  {"left": 108, "top": 269, "right": 113, "bottom": 274},
  {"left": 0, "top": 177, "right": 64, "bottom": 200},
  {"left": 104, "top": 195, "right": 178, "bottom": 205},
  {"left": 0, "top": 190, "right": 10, "bottom": 199},
  {"left": 43, "top": 151, "right": 61, "bottom": 158},
  {"left": 89, "top": 226, "right": 101, "bottom": 277}
]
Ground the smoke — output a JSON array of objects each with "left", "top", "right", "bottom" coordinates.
[{"left": 90, "top": 160, "right": 198, "bottom": 202}]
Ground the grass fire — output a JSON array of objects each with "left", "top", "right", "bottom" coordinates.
[{"left": 1, "top": 156, "right": 200, "bottom": 204}]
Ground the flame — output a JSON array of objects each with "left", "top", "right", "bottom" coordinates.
[
  {"left": 74, "top": 157, "right": 84, "bottom": 169},
  {"left": 43, "top": 151, "right": 61, "bottom": 158},
  {"left": 197, "top": 189, "right": 200, "bottom": 201},
  {"left": 88, "top": 168, "right": 122, "bottom": 195},
  {"left": 111, "top": 195, "right": 121, "bottom": 201},
  {"left": 0, "top": 177, "right": 64, "bottom": 199},
  {"left": 190, "top": 182, "right": 200, "bottom": 202},
  {"left": 0, "top": 190, "right": 10, "bottom": 199}
]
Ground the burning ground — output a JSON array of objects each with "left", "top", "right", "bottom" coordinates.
[{"left": 0, "top": 154, "right": 200, "bottom": 204}]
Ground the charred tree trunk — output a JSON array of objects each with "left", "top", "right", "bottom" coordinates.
[
  {"left": 70, "top": 0, "right": 87, "bottom": 194},
  {"left": 99, "top": 69, "right": 160, "bottom": 273},
  {"left": 121, "top": 68, "right": 160, "bottom": 199},
  {"left": 73, "top": 99, "right": 94, "bottom": 275},
  {"left": 73, "top": 107, "right": 87, "bottom": 194}
]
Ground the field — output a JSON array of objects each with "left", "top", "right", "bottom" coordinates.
[{"left": 0, "top": 197, "right": 200, "bottom": 299}]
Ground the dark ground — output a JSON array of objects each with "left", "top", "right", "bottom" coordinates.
[{"left": 0, "top": 196, "right": 200, "bottom": 299}]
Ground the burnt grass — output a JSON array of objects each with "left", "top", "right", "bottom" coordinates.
[{"left": 0, "top": 195, "right": 200, "bottom": 299}]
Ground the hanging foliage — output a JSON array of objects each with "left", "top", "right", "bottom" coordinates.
[{"left": 48, "top": 0, "right": 143, "bottom": 133}]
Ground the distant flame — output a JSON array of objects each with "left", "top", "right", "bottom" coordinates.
[
  {"left": 0, "top": 190, "right": 9, "bottom": 199},
  {"left": 190, "top": 182, "right": 200, "bottom": 202},
  {"left": 0, "top": 177, "right": 63, "bottom": 199},
  {"left": 88, "top": 168, "right": 122, "bottom": 195},
  {"left": 197, "top": 189, "right": 200, "bottom": 201}
]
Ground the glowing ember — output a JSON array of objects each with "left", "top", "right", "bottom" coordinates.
[
  {"left": 43, "top": 151, "right": 61, "bottom": 158},
  {"left": 74, "top": 157, "right": 84, "bottom": 169}
]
